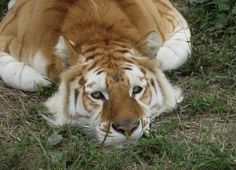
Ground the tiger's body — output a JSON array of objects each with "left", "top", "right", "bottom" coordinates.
[{"left": 0, "top": 0, "right": 190, "bottom": 147}]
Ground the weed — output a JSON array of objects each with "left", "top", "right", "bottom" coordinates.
[
  {"left": 36, "top": 83, "right": 57, "bottom": 98},
  {"left": 0, "top": 0, "right": 8, "bottom": 19}
]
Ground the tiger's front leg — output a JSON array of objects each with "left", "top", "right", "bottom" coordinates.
[{"left": 0, "top": 52, "right": 51, "bottom": 92}]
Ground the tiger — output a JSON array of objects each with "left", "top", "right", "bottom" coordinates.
[{"left": 0, "top": 0, "right": 191, "bottom": 147}]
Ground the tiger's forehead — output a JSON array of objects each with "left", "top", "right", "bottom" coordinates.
[
  {"left": 80, "top": 44, "right": 148, "bottom": 90},
  {"left": 84, "top": 61, "right": 146, "bottom": 90},
  {"left": 84, "top": 68, "right": 107, "bottom": 92}
]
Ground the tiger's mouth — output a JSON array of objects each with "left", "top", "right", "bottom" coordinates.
[{"left": 96, "top": 118, "right": 150, "bottom": 147}]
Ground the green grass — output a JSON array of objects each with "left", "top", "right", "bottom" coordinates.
[
  {"left": 0, "top": 0, "right": 236, "bottom": 169},
  {"left": 0, "top": 0, "right": 8, "bottom": 19}
]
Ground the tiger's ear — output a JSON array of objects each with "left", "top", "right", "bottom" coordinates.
[
  {"left": 54, "top": 36, "right": 78, "bottom": 58},
  {"left": 54, "top": 36, "right": 78, "bottom": 68},
  {"left": 136, "top": 32, "right": 162, "bottom": 58}
]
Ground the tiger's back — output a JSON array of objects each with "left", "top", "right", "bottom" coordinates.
[{"left": 0, "top": 0, "right": 189, "bottom": 83}]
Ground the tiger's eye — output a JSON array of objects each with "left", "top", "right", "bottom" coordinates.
[
  {"left": 91, "top": 92, "right": 105, "bottom": 100},
  {"left": 132, "top": 86, "right": 143, "bottom": 95}
]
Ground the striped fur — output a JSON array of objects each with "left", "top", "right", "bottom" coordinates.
[{"left": 0, "top": 0, "right": 190, "bottom": 147}]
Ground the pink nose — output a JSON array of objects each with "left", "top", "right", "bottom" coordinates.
[{"left": 112, "top": 119, "right": 140, "bottom": 136}]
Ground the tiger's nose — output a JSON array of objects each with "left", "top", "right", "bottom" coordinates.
[{"left": 112, "top": 119, "right": 140, "bottom": 136}]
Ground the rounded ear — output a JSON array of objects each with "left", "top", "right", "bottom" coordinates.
[
  {"left": 136, "top": 32, "right": 163, "bottom": 58},
  {"left": 54, "top": 36, "right": 77, "bottom": 58},
  {"left": 54, "top": 36, "right": 79, "bottom": 68}
]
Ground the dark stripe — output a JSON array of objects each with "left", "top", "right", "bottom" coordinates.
[
  {"left": 74, "top": 89, "right": 79, "bottom": 107},
  {"left": 124, "top": 67, "right": 132, "bottom": 71},
  {"left": 87, "top": 60, "right": 99, "bottom": 71},
  {"left": 116, "top": 56, "right": 134, "bottom": 64},
  {"left": 150, "top": 79, "right": 157, "bottom": 94},
  {"left": 140, "top": 67, "right": 147, "bottom": 75},
  {"left": 79, "top": 77, "right": 85, "bottom": 86},
  {"left": 114, "top": 49, "right": 130, "bottom": 54},
  {"left": 85, "top": 52, "right": 104, "bottom": 62},
  {"left": 96, "top": 70, "right": 104, "bottom": 75},
  {"left": 109, "top": 41, "right": 130, "bottom": 48}
]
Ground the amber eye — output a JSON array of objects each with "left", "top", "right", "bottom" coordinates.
[
  {"left": 132, "top": 86, "right": 143, "bottom": 95},
  {"left": 91, "top": 91, "right": 105, "bottom": 100}
]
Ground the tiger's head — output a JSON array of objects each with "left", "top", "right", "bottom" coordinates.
[{"left": 45, "top": 32, "right": 183, "bottom": 147}]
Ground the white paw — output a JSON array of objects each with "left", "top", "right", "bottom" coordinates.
[
  {"left": 0, "top": 53, "right": 50, "bottom": 91},
  {"left": 8, "top": 0, "right": 17, "bottom": 10},
  {"left": 156, "top": 27, "right": 191, "bottom": 71}
]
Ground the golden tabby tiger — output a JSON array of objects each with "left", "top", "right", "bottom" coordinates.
[{"left": 0, "top": 0, "right": 191, "bottom": 147}]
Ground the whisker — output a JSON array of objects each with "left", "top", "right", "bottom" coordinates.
[{"left": 100, "top": 123, "right": 111, "bottom": 147}]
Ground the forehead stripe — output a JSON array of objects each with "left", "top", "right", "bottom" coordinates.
[
  {"left": 96, "top": 70, "right": 104, "bottom": 75},
  {"left": 123, "top": 67, "right": 132, "bottom": 71},
  {"left": 114, "top": 49, "right": 130, "bottom": 53},
  {"left": 85, "top": 52, "right": 104, "bottom": 62}
]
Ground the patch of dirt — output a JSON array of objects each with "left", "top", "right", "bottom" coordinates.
[
  {"left": 155, "top": 113, "right": 236, "bottom": 144},
  {"left": 0, "top": 80, "right": 41, "bottom": 145},
  {"left": 0, "top": 81, "right": 40, "bottom": 114}
]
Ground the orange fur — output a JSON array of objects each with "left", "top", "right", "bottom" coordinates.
[{"left": 0, "top": 0, "right": 187, "bottom": 82}]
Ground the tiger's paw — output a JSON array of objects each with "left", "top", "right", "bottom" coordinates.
[
  {"left": 0, "top": 52, "right": 51, "bottom": 92},
  {"left": 8, "top": 0, "right": 17, "bottom": 10}
]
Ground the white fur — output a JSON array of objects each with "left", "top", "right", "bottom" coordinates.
[
  {"left": 32, "top": 51, "right": 47, "bottom": 76},
  {"left": 0, "top": 52, "right": 50, "bottom": 91},
  {"left": 156, "top": 27, "right": 191, "bottom": 70},
  {"left": 137, "top": 32, "right": 162, "bottom": 58},
  {"left": 8, "top": 0, "right": 16, "bottom": 10},
  {"left": 44, "top": 81, "right": 70, "bottom": 125},
  {"left": 54, "top": 36, "right": 70, "bottom": 60},
  {"left": 151, "top": 70, "right": 183, "bottom": 120}
]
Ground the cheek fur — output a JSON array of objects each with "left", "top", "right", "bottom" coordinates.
[
  {"left": 139, "top": 84, "right": 152, "bottom": 105},
  {"left": 82, "top": 93, "right": 100, "bottom": 113}
]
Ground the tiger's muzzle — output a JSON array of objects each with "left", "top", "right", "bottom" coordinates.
[{"left": 111, "top": 119, "right": 140, "bottom": 136}]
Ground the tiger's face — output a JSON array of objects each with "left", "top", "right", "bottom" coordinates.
[
  {"left": 68, "top": 59, "right": 163, "bottom": 146},
  {"left": 45, "top": 35, "right": 182, "bottom": 147}
]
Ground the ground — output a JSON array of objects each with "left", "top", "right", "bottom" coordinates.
[{"left": 0, "top": 0, "right": 235, "bottom": 169}]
